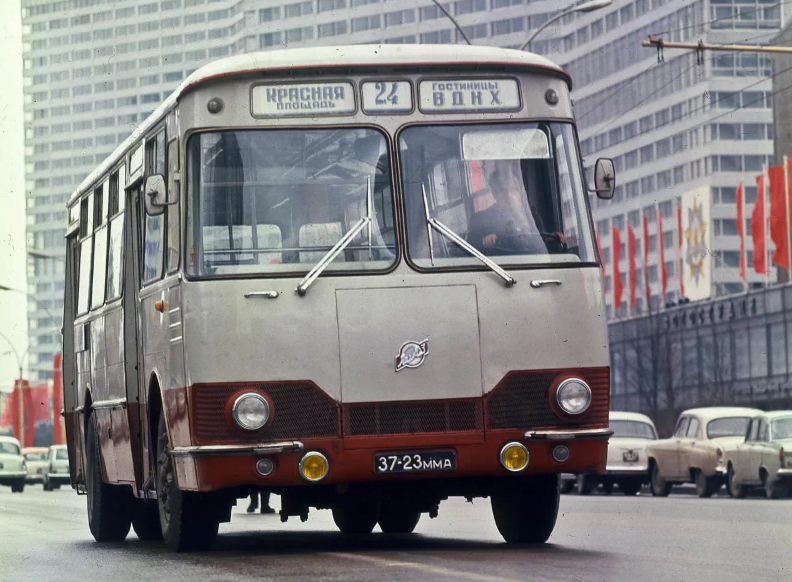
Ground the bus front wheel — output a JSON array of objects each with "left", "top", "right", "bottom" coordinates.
[
  {"left": 86, "top": 411, "right": 132, "bottom": 542},
  {"left": 378, "top": 502, "right": 421, "bottom": 534},
  {"left": 491, "top": 475, "right": 559, "bottom": 544},
  {"left": 332, "top": 496, "right": 379, "bottom": 535},
  {"left": 156, "top": 411, "right": 218, "bottom": 552}
]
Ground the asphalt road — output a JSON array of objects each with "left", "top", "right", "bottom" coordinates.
[{"left": 1, "top": 484, "right": 790, "bottom": 582}]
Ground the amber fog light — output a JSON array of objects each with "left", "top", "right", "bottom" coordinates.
[
  {"left": 553, "top": 445, "right": 570, "bottom": 463},
  {"left": 555, "top": 378, "right": 592, "bottom": 416},
  {"left": 256, "top": 458, "right": 274, "bottom": 477},
  {"left": 299, "top": 452, "right": 329, "bottom": 482},
  {"left": 500, "top": 442, "right": 530, "bottom": 472}
]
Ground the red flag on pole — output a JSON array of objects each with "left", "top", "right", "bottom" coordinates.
[
  {"left": 736, "top": 182, "right": 747, "bottom": 285},
  {"left": 23, "top": 387, "right": 35, "bottom": 448},
  {"left": 642, "top": 214, "right": 651, "bottom": 307},
  {"left": 676, "top": 204, "right": 685, "bottom": 297},
  {"left": 752, "top": 173, "right": 768, "bottom": 275},
  {"left": 768, "top": 165, "right": 789, "bottom": 271},
  {"left": 612, "top": 226, "right": 623, "bottom": 310},
  {"left": 657, "top": 208, "right": 667, "bottom": 302},
  {"left": 628, "top": 226, "right": 637, "bottom": 308}
]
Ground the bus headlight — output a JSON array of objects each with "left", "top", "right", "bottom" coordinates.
[
  {"left": 231, "top": 393, "right": 270, "bottom": 431},
  {"left": 555, "top": 378, "right": 592, "bottom": 416},
  {"left": 299, "top": 452, "right": 329, "bottom": 482}
]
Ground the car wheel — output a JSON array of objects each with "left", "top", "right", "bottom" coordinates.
[
  {"left": 727, "top": 465, "right": 747, "bottom": 499},
  {"left": 42, "top": 479, "right": 51, "bottom": 492},
  {"left": 86, "top": 411, "right": 133, "bottom": 542},
  {"left": 765, "top": 475, "right": 782, "bottom": 500},
  {"left": 619, "top": 481, "right": 642, "bottom": 496},
  {"left": 576, "top": 474, "right": 595, "bottom": 495},
  {"left": 132, "top": 499, "right": 163, "bottom": 541},
  {"left": 11, "top": 480, "right": 25, "bottom": 493},
  {"left": 491, "top": 475, "right": 559, "bottom": 544},
  {"left": 695, "top": 470, "right": 720, "bottom": 498},
  {"left": 601, "top": 482, "right": 614, "bottom": 495},
  {"left": 156, "top": 411, "right": 219, "bottom": 552},
  {"left": 559, "top": 480, "right": 575, "bottom": 494},
  {"left": 332, "top": 496, "right": 379, "bottom": 535},
  {"left": 649, "top": 463, "right": 672, "bottom": 497},
  {"left": 378, "top": 502, "right": 421, "bottom": 534}
]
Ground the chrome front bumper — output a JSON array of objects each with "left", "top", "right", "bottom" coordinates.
[
  {"left": 0, "top": 471, "right": 27, "bottom": 480},
  {"left": 775, "top": 468, "right": 792, "bottom": 480},
  {"left": 524, "top": 428, "right": 613, "bottom": 441},
  {"left": 169, "top": 441, "right": 304, "bottom": 457},
  {"left": 605, "top": 465, "right": 648, "bottom": 475}
]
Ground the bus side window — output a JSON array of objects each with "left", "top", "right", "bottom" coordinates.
[
  {"left": 76, "top": 195, "right": 93, "bottom": 316},
  {"left": 91, "top": 181, "right": 109, "bottom": 310},
  {"left": 142, "top": 131, "right": 166, "bottom": 284},
  {"left": 166, "top": 138, "right": 179, "bottom": 273},
  {"left": 106, "top": 169, "right": 124, "bottom": 302}
]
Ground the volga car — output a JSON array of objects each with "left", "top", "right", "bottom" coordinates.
[
  {"left": 0, "top": 436, "right": 26, "bottom": 493},
  {"left": 42, "top": 445, "right": 70, "bottom": 491},
  {"left": 23, "top": 447, "right": 49, "bottom": 484},
  {"left": 562, "top": 411, "right": 657, "bottom": 495},
  {"left": 725, "top": 411, "right": 792, "bottom": 499},
  {"left": 647, "top": 407, "right": 762, "bottom": 498}
]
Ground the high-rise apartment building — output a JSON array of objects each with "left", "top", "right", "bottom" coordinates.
[{"left": 20, "top": 0, "right": 781, "bottom": 378}]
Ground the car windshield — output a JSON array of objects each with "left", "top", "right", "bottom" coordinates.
[
  {"left": 771, "top": 417, "right": 792, "bottom": 439},
  {"left": 24, "top": 452, "right": 47, "bottom": 461},
  {"left": 610, "top": 420, "right": 657, "bottom": 439},
  {"left": 398, "top": 122, "right": 595, "bottom": 269},
  {"left": 187, "top": 128, "right": 397, "bottom": 277},
  {"left": 0, "top": 442, "right": 20, "bottom": 455},
  {"left": 707, "top": 417, "right": 750, "bottom": 438},
  {"left": 55, "top": 449, "right": 68, "bottom": 460}
]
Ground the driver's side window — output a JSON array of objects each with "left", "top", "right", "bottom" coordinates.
[
  {"left": 674, "top": 417, "right": 690, "bottom": 438},
  {"left": 686, "top": 417, "right": 700, "bottom": 439},
  {"left": 748, "top": 419, "right": 760, "bottom": 442}
]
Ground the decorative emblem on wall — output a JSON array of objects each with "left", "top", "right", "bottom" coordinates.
[
  {"left": 684, "top": 198, "right": 708, "bottom": 285},
  {"left": 395, "top": 339, "right": 429, "bottom": 372}
]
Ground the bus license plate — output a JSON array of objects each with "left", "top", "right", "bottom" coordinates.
[{"left": 374, "top": 451, "right": 456, "bottom": 474}]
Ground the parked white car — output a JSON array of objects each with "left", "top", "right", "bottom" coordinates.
[
  {"left": 0, "top": 436, "right": 26, "bottom": 493},
  {"left": 42, "top": 445, "right": 70, "bottom": 491},
  {"left": 725, "top": 411, "right": 792, "bottom": 499},
  {"left": 561, "top": 411, "right": 657, "bottom": 495},
  {"left": 23, "top": 447, "right": 50, "bottom": 484},
  {"left": 647, "top": 407, "right": 762, "bottom": 498}
]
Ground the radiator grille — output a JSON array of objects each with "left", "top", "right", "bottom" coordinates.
[
  {"left": 344, "top": 399, "right": 483, "bottom": 436},
  {"left": 191, "top": 382, "right": 340, "bottom": 444},
  {"left": 485, "top": 368, "right": 610, "bottom": 430}
]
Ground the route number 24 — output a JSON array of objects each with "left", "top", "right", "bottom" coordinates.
[{"left": 374, "top": 82, "right": 400, "bottom": 106}]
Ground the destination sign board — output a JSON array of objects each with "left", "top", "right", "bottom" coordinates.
[
  {"left": 252, "top": 82, "right": 356, "bottom": 116},
  {"left": 419, "top": 79, "right": 521, "bottom": 113},
  {"left": 361, "top": 81, "right": 413, "bottom": 113}
]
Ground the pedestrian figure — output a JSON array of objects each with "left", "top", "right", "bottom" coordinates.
[{"left": 246, "top": 491, "right": 275, "bottom": 514}]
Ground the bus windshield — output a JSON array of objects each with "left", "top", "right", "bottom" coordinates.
[
  {"left": 187, "top": 128, "right": 397, "bottom": 277},
  {"left": 399, "top": 122, "right": 595, "bottom": 269}
]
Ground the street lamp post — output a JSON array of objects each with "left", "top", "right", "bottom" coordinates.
[
  {"left": 0, "top": 330, "right": 25, "bottom": 443},
  {"left": 519, "top": 0, "right": 613, "bottom": 52}
]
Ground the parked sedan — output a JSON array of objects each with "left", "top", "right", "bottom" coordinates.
[
  {"left": 647, "top": 407, "right": 762, "bottom": 498},
  {"left": 22, "top": 447, "right": 49, "bottom": 484},
  {"left": 725, "top": 411, "right": 792, "bottom": 499},
  {"left": 561, "top": 411, "right": 657, "bottom": 495},
  {"left": 0, "top": 436, "right": 26, "bottom": 493},
  {"left": 42, "top": 445, "right": 70, "bottom": 491}
]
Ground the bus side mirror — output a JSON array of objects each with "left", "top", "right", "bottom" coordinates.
[
  {"left": 144, "top": 173, "right": 178, "bottom": 215},
  {"left": 591, "top": 158, "right": 615, "bottom": 200}
]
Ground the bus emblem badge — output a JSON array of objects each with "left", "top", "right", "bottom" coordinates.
[{"left": 395, "top": 339, "right": 429, "bottom": 372}]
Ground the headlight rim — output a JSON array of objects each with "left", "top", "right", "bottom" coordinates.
[
  {"left": 552, "top": 376, "right": 593, "bottom": 418},
  {"left": 298, "top": 451, "right": 329, "bottom": 482},
  {"left": 229, "top": 391, "right": 272, "bottom": 432},
  {"left": 499, "top": 441, "right": 530, "bottom": 473}
]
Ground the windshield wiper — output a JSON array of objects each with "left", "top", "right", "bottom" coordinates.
[
  {"left": 296, "top": 177, "right": 372, "bottom": 296},
  {"left": 421, "top": 183, "right": 515, "bottom": 287}
]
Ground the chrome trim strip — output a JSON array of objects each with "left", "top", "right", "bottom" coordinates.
[
  {"left": 169, "top": 336, "right": 183, "bottom": 343},
  {"left": 244, "top": 291, "right": 279, "bottom": 299},
  {"left": 73, "top": 405, "right": 85, "bottom": 414},
  {"left": 168, "top": 321, "right": 182, "bottom": 329},
  {"left": 169, "top": 307, "right": 181, "bottom": 314},
  {"left": 530, "top": 279, "right": 562, "bottom": 288},
  {"left": 169, "top": 441, "right": 304, "bottom": 457},
  {"left": 524, "top": 428, "right": 613, "bottom": 440},
  {"left": 91, "top": 398, "right": 127, "bottom": 410}
]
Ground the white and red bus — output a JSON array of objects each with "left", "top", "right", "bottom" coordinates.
[{"left": 61, "top": 44, "right": 614, "bottom": 552}]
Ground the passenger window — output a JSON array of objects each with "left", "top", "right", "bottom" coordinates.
[
  {"left": 91, "top": 182, "right": 109, "bottom": 309},
  {"left": 748, "top": 419, "right": 760, "bottom": 442},
  {"left": 106, "top": 169, "right": 125, "bottom": 302},
  {"left": 686, "top": 417, "right": 700, "bottom": 439},
  {"left": 757, "top": 420, "right": 768, "bottom": 442},
  {"left": 76, "top": 196, "right": 94, "bottom": 315},
  {"left": 166, "top": 139, "right": 179, "bottom": 273},
  {"left": 142, "top": 132, "right": 166, "bottom": 283},
  {"left": 673, "top": 417, "right": 689, "bottom": 438}
]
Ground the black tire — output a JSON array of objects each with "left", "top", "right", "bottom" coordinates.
[
  {"left": 649, "top": 462, "right": 672, "bottom": 497},
  {"left": 156, "top": 411, "right": 218, "bottom": 552},
  {"left": 601, "top": 482, "right": 614, "bottom": 495},
  {"left": 619, "top": 481, "right": 642, "bottom": 496},
  {"left": 86, "top": 411, "right": 133, "bottom": 542},
  {"left": 727, "top": 465, "right": 747, "bottom": 499},
  {"left": 764, "top": 474, "right": 782, "bottom": 499},
  {"left": 559, "top": 480, "right": 575, "bottom": 494},
  {"left": 132, "top": 499, "right": 163, "bottom": 541},
  {"left": 11, "top": 480, "right": 25, "bottom": 493},
  {"left": 576, "top": 474, "right": 595, "bottom": 495},
  {"left": 695, "top": 471, "right": 719, "bottom": 498},
  {"left": 491, "top": 475, "right": 559, "bottom": 544},
  {"left": 332, "top": 497, "right": 379, "bottom": 535},
  {"left": 378, "top": 502, "right": 421, "bottom": 534},
  {"left": 42, "top": 479, "right": 51, "bottom": 492}
]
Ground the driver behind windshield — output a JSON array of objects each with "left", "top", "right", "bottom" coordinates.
[{"left": 466, "top": 168, "right": 548, "bottom": 256}]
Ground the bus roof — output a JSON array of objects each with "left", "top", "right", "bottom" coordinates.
[{"left": 68, "top": 44, "right": 568, "bottom": 205}]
